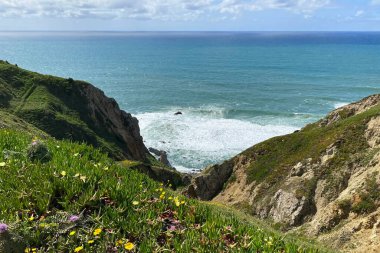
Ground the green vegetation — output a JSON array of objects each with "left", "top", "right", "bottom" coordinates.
[
  {"left": 0, "top": 60, "right": 142, "bottom": 161},
  {"left": 0, "top": 60, "right": 186, "bottom": 187},
  {"left": 241, "top": 103, "right": 380, "bottom": 200},
  {"left": 0, "top": 129, "right": 326, "bottom": 252},
  {"left": 351, "top": 172, "right": 380, "bottom": 214}
]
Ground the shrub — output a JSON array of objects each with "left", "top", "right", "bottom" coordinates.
[
  {"left": 352, "top": 172, "right": 379, "bottom": 214},
  {"left": 27, "top": 139, "right": 51, "bottom": 163}
]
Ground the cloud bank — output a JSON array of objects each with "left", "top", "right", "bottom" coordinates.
[{"left": 0, "top": 0, "right": 331, "bottom": 20}]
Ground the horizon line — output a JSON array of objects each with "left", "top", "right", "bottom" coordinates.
[{"left": 1, "top": 30, "right": 380, "bottom": 33}]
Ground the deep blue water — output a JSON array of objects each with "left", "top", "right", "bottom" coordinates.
[{"left": 1, "top": 32, "right": 379, "bottom": 171}]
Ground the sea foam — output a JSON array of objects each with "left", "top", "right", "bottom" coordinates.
[
  {"left": 136, "top": 106, "right": 298, "bottom": 172},
  {"left": 334, "top": 102, "right": 349, "bottom": 109}
]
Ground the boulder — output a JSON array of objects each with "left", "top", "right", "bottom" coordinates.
[
  {"left": 269, "top": 189, "right": 310, "bottom": 226},
  {"left": 149, "top": 148, "right": 171, "bottom": 167},
  {"left": 186, "top": 161, "right": 233, "bottom": 200}
]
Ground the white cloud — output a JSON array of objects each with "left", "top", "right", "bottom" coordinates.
[
  {"left": 216, "top": 0, "right": 330, "bottom": 15},
  {"left": 0, "top": 0, "right": 331, "bottom": 20},
  {"left": 355, "top": 10, "right": 364, "bottom": 17}
]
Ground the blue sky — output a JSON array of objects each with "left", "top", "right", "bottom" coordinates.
[{"left": 0, "top": 0, "right": 379, "bottom": 31}]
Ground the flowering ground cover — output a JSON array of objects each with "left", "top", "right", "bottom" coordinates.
[{"left": 0, "top": 129, "right": 328, "bottom": 252}]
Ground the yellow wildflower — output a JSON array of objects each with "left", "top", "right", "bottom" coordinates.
[
  {"left": 168, "top": 197, "right": 173, "bottom": 200},
  {"left": 116, "top": 239, "right": 124, "bottom": 246},
  {"left": 74, "top": 246, "right": 83, "bottom": 252},
  {"left": 29, "top": 216, "right": 35, "bottom": 221},
  {"left": 93, "top": 228, "right": 102, "bottom": 236},
  {"left": 61, "top": 171, "right": 67, "bottom": 177},
  {"left": 181, "top": 201, "right": 185, "bottom": 204},
  {"left": 0, "top": 162, "right": 6, "bottom": 167},
  {"left": 132, "top": 201, "right": 139, "bottom": 206},
  {"left": 88, "top": 240, "right": 95, "bottom": 244},
  {"left": 24, "top": 248, "right": 37, "bottom": 253},
  {"left": 69, "top": 231, "right": 76, "bottom": 236},
  {"left": 80, "top": 175, "right": 86, "bottom": 182},
  {"left": 124, "top": 242, "right": 135, "bottom": 251}
]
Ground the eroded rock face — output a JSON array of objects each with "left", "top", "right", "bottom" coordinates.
[
  {"left": 202, "top": 94, "right": 380, "bottom": 252},
  {"left": 148, "top": 148, "right": 171, "bottom": 167},
  {"left": 80, "top": 83, "right": 148, "bottom": 161},
  {"left": 186, "top": 161, "right": 233, "bottom": 200},
  {"left": 365, "top": 116, "right": 380, "bottom": 148},
  {"left": 269, "top": 190, "right": 309, "bottom": 226},
  {"left": 320, "top": 94, "right": 380, "bottom": 127}
]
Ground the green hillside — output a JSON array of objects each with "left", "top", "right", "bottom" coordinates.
[
  {"left": 0, "top": 129, "right": 327, "bottom": 252},
  {"left": 0, "top": 60, "right": 147, "bottom": 161}
]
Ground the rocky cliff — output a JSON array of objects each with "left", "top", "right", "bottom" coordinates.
[
  {"left": 187, "top": 94, "right": 380, "bottom": 252},
  {"left": 0, "top": 60, "right": 148, "bottom": 161}
]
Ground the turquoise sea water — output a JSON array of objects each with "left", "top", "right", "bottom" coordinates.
[{"left": 1, "top": 32, "right": 380, "bottom": 171}]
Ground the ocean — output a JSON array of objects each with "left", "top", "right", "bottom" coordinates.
[{"left": 1, "top": 31, "right": 379, "bottom": 171}]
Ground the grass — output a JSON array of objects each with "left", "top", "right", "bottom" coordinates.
[
  {"left": 0, "top": 60, "right": 144, "bottom": 161},
  {"left": 0, "top": 60, "right": 187, "bottom": 186},
  {"left": 0, "top": 129, "right": 328, "bottom": 252},
  {"left": 237, "top": 102, "right": 380, "bottom": 202}
]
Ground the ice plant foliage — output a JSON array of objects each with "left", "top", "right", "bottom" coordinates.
[{"left": 0, "top": 129, "right": 324, "bottom": 252}]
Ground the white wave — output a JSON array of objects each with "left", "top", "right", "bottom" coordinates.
[
  {"left": 334, "top": 102, "right": 349, "bottom": 109},
  {"left": 136, "top": 107, "right": 298, "bottom": 172}
]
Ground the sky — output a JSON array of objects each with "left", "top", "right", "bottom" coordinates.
[{"left": 0, "top": 0, "right": 379, "bottom": 31}]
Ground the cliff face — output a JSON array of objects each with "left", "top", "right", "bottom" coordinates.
[
  {"left": 0, "top": 60, "right": 148, "bottom": 161},
  {"left": 188, "top": 94, "right": 380, "bottom": 252}
]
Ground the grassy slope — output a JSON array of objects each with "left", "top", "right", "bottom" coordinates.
[
  {"left": 0, "top": 129, "right": 328, "bottom": 252},
  {"left": 0, "top": 61, "right": 185, "bottom": 187},
  {"left": 0, "top": 60, "right": 138, "bottom": 161}
]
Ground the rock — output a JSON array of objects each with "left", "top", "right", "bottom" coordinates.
[
  {"left": 268, "top": 189, "right": 310, "bottom": 226},
  {"left": 320, "top": 94, "right": 380, "bottom": 127},
  {"left": 174, "top": 111, "right": 182, "bottom": 115},
  {"left": 290, "top": 162, "right": 304, "bottom": 177},
  {"left": 149, "top": 148, "right": 171, "bottom": 167},
  {"left": 187, "top": 161, "right": 233, "bottom": 200},
  {"left": 79, "top": 83, "right": 148, "bottom": 161},
  {"left": 321, "top": 144, "right": 338, "bottom": 165},
  {"left": 365, "top": 116, "right": 380, "bottom": 148},
  {"left": 181, "top": 174, "right": 193, "bottom": 186}
]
